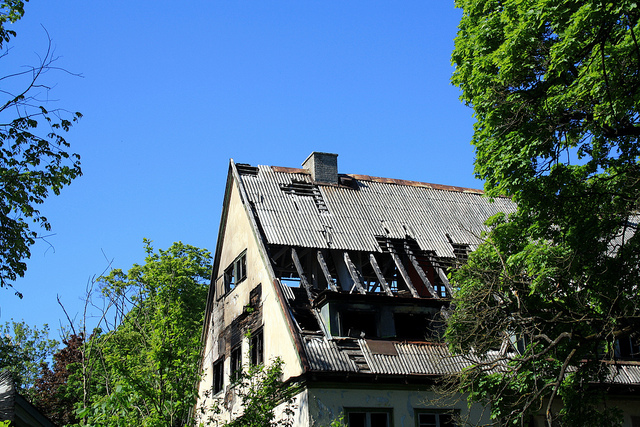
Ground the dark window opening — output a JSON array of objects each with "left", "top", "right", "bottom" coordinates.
[
  {"left": 225, "top": 251, "right": 247, "bottom": 293},
  {"left": 416, "top": 411, "right": 456, "bottom": 427},
  {"left": 617, "top": 336, "right": 640, "bottom": 360},
  {"left": 230, "top": 346, "right": 242, "bottom": 381},
  {"left": 346, "top": 409, "right": 391, "bottom": 427},
  {"left": 393, "top": 312, "right": 431, "bottom": 341},
  {"left": 250, "top": 329, "right": 264, "bottom": 365},
  {"left": 213, "top": 357, "right": 224, "bottom": 394},
  {"left": 341, "top": 310, "right": 377, "bottom": 338}
]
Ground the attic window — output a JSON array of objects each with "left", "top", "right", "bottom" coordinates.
[
  {"left": 280, "top": 181, "right": 329, "bottom": 213},
  {"left": 224, "top": 251, "right": 247, "bottom": 293}
]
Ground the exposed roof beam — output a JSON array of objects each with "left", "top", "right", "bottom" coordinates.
[
  {"left": 317, "top": 250, "right": 338, "bottom": 292},
  {"left": 271, "top": 246, "right": 289, "bottom": 265},
  {"left": 433, "top": 258, "right": 454, "bottom": 297},
  {"left": 389, "top": 250, "right": 419, "bottom": 298},
  {"left": 291, "top": 247, "right": 314, "bottom": 301},
  {"left": 369, "top": 253, "right": 393, "bottom": 296},
  {"left": 404, "top": 242, "right": 439, "bottom": 299},
  {"left": 343, "top": 252, "right": 366, "bottom": 294}
]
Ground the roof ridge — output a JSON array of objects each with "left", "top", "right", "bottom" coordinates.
[{"left": 268, "top": 165, "right": 485, "bottom": 195}]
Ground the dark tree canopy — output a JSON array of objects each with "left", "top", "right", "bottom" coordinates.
[
  {"left": 0, "top": 0, "right": 82, "bottom": 296},
  {"left": 448, "top": 1, "right": 640, "bottom": 426},
  {"left": 33, "top": 334, "right": 84, "bottom": 426}
]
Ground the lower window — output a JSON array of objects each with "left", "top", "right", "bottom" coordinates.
[
  {"left": 212, "top": 357, "right": 224, "bottom": 394},
  {"left": 346, "top": 408, "right": 392, "bottom": 427},
  {"left": 415, "top": 411, "right": 456, "bottom": 427}
]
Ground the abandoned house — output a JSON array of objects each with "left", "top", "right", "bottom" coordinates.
[{"left": 195, "top": 152, "right": 640, "bottom": 426}]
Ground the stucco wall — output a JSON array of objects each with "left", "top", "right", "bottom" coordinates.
[
  {"left": 305, "top": 386, "right": 491, "bottom": 427},
  {"left": 196, "top": 176, "right": 304, "bottom": 424}
]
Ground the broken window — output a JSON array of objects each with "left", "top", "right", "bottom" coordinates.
[
  {"left": 346, "top": 409, "right": 392, "bottom": 427},
  {"left": 213, "top": 357, "right": 224, "bottom": 394},
  {"left": 393, "top": 312, "right": 430, "bottom": 341},
  {"left": 230, "top": 346, "right": 242, "bottom": 381},
  {"left": 340, "top": 310, "right": 377, "bottom": 338},
  {"left": 225, "top": 251, "right": 247, "bottom": 293},
  {"left": 250, "top": 328, "right": 264, "bottom": 365}
]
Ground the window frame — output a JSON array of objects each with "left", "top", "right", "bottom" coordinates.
[
  {"left": 230, "top": 345, "right": 242, "bottom": 382},
  {"left": 250, "top": 328, "right": 264, "bottom": 366},
  {"left": 212, "top": 357, "right": 224, "bottom": 394},
  {"left": 414, "top": 409, "right": 458, "bottom": 427},
  {"left": 344, "top": 407, "right": 393, "bottom": 427},
  {"left": 224, "top": 251, "right": 247, "bottom": 294}
]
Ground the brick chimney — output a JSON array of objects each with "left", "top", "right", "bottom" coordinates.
[{"left": 302, "top": 152, "right": 338, "bottom": 184}]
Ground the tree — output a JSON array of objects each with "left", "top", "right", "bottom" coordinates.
[
  {"left": 0, "top": 320, "right": 58, "bottom": 401},
  {"left": 76, "top": 240, "right": 212, "bottom": 427},
  {"left": 33, "top": 334, "right": 84, "bottom": 426},
  {"left": 197, "top": 358, "right": 299, "bottom": 427},
  {"left": 447, "top": 1, "right": 640, "bottom": 426},
  {"left": 0, "top": 0, "right": 82, "bottom": 297}
]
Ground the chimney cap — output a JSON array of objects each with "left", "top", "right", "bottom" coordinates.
[{"left": 302, "top": 151, "right": 338, "bottom": 164}]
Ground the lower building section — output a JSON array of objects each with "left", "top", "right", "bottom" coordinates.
[{"left": 274, "top": 384, "right": 491, "bottom": 427}]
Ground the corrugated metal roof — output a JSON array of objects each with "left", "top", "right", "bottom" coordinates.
[
  {"left": 361, "top": 341, "right": 470, "bottom": 375},
  {"left": 606, "top": 361, "right": 640, "bottom": 385},
  {"left": 239, "top": 165, "right": 515, "bottom": 257},
  {"left": 301, "top": 336, "right": 640, "bottom": 384},
  {"left": 302, "top": 337, "right": 471, "bottom": 375},
  {"left": 303, "top": 336, "right": 359, "bottom": 372}
]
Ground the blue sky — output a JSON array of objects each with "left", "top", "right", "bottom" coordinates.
[{"left": 1, "top": 1, "right": 479, "bottom": 335}]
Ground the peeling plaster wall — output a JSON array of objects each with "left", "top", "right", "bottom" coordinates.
[
  {"left": 196, "top": 178, "right": 304, "bottom": 424},
  {"left": 306, "top": 387, "right": 491, "bottom": 427}
]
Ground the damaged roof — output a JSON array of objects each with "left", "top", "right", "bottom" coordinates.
[{"left": 236, "top": 163, "right": 515, "bottom": 258}]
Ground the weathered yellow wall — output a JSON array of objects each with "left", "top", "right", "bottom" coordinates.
[{"left": 196, "top": 175, "right": 304, "bottom": 425}]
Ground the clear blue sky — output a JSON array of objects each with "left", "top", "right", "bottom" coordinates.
[{"left": 1, "top": 1, "right": 479, "bottom": 335}]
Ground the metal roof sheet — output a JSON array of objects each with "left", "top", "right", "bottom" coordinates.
[
  {"left": 361, "top": 341, "right": 471, "bottom": 375},
  {"left": 239, "top": 165, "right": 515, "bottom": 257},
  {"left": 303, "top": 336, "right": 358, "bottom": 373},
  {"left": 301, "top": 336, "right": 640, "bottom": 384}
]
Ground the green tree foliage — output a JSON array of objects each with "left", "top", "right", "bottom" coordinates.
[
  {"left": 448, "top": 1, "right": 640, "bottom": 426},
  {"left": 0, "top": 0, "right": 82, "bottom": 296},
  {"left": 77, "top": 241, "right": 211, "bottom": 427},
  {"left": 0, "top": 320, "right": 58, "bottom": 401},
  {"left": 198, "top": 358, "right": 298, "bottom": 427}
]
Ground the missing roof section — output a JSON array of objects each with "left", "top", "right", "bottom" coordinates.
[
  {"left": 236, "top": 163, "right": 259, "bottom": 176},
  {"left": 280, "top": 180, "right": 329, "bottom": 214}
]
